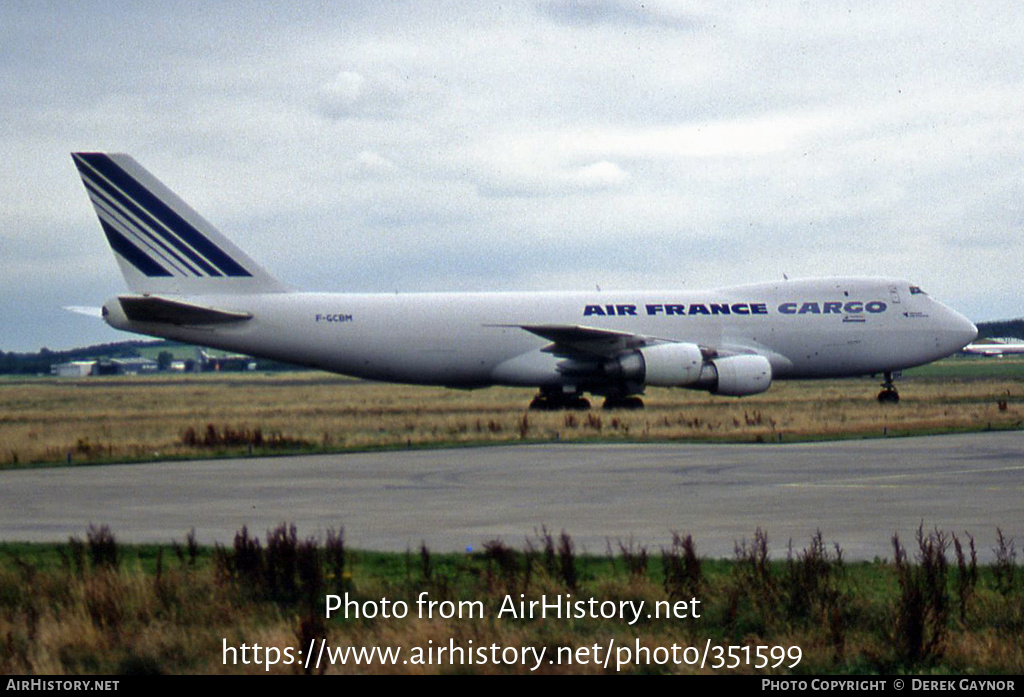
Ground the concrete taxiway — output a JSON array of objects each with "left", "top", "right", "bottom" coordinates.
[{"left": 1, "top": 431, "right": 1021, "bottom": 560}]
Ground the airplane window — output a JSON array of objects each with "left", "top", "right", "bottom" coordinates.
[{"left": 909, "top": 286, "right": 926, "bottom": 295}]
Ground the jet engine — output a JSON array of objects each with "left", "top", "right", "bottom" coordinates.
[
  {"left": 702, "top": 354, "right": 772, "bottom": 396},
  {"left": 605, "top": 343, "right": 772, "bottom": 396},
  {"left": 605, "top": 342, "right": 703, "bottom": 387}
]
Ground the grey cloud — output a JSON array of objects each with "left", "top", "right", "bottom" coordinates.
[
  {"left": 316, "top": 71, "right": 409, "bottom": 119},
  {"left": 538, "top": 0, "right": 704, "bottom": 30}
]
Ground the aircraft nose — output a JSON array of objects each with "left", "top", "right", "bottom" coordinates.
[
  {"left": 947, "top": 308, "right": 978, "bottom": 351},
  {"left": 963, "top": 319, "right": 979, "bottom": 346}
]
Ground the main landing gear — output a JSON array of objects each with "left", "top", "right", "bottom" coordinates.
[
  {"left": 527, "top": 387, "right": 648, "bottom": 410},
  {"left": 877, "top": 371, "right": 900, "bottom": 404},
  {"left": 602, "top": 396, "right": 645, "bottom": 410},
  {"left": 528, "top": 388, "right": 590, "bottom": 411}
]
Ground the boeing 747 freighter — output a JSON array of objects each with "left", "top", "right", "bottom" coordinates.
[{"left": 72, "top": 153, "right": 977, "bottom": 409}]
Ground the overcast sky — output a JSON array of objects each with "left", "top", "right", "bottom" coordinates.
[{"left": 2, "top": 1, "right": 1023, "bottom": 351}]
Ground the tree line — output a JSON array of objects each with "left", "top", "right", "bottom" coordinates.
[{"left": 0, "top": 340, "right": 301, "bottom": 375}]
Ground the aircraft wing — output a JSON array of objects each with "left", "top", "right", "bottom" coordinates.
[
  {"left": 517, "top": 324, "right": 650, "bottom": 357},
  {"left": 513, "top": 324, "right": 717, "bottom": 360}
]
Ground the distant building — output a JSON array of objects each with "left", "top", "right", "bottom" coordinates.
[
  {"left": 93, "top": 357, "right": 158, "bottom": 375},
  {"left": 195, "top": 349, "right": 256, "bottom": 372},
  {"left": 51, "top": 361, "right": 96, "bottom": 377},
  {"left": 49, "top": 347, "right": 255, "bottom": 377}
]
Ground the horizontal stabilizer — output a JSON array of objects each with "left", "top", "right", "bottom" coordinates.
[{"left": 118, "top": 296, "right": 252, "bottom": 325}]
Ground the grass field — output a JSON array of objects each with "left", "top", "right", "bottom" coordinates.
[
  {"left": 2, "top": 357, "right": 1023, "bottom": 468},
  {"left": 1, "top": 524, "right": 1021, "bottom": 675}
]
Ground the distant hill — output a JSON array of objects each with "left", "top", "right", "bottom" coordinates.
[{"left": 0, "top": 340, "right": 160, "bottom": 375}]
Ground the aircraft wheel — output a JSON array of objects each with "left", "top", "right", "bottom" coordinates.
[
  {"left": 603, "top": 396, "right": 644, "bottom": 410},
  {"left": 877, "top": 389, "right": 900, "bottom": 404},
  {"left": 528, "top": 396, "right": 554, "bottom": 411},
  {"left": 529, "top": 393, "right": 590, "bottom": 410},
  {"left": 877, "top": 371, "right": 900, "bottom": 404}
]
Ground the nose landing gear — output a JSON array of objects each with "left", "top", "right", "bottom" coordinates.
[{"left": 877, "top": 371, "right": 900, "bottom": 404}]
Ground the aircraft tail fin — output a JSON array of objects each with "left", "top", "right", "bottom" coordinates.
[{"left": 72, "top": 152, "right": 287, "bottom": 296}]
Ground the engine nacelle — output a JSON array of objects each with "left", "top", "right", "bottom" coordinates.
[
  {"left": 607, "top": 342, "right": 703, "bottom": 387},
  {"left": 708, "top": 354, "right": 772, "bottom": 396},
  {"left": 605, "top": 345, "right": 772, "bottom": 395},
  {"left": 641, "top": 343, "right": 704, "bottom": 386}
]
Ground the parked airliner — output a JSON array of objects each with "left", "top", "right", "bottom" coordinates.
[
  {"left": 962, "top": 340, "right": 1024, "bottom": 357},
  {"left": 72, "top": 153, "right": 977, "bottom": 409}
]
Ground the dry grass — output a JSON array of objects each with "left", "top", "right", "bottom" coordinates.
[
  {"left": 2, "top": 525, "right": 1021, "bottom": 674},
  {"left": 1, "top": 368, "right": 1023, "bottom": 467}
]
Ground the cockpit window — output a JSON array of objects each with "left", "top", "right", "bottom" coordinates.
[{"left": 909, "top": 286, "right": 926, "bottom": 295}]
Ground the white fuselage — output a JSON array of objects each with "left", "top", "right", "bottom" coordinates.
[{"left": 102, "top": 277, "right": 977, "bottom": 392}]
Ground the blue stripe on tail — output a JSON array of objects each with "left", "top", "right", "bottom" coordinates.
[
  {"left": 73, "top": 153, "right": 252, "bottom": 278},
  {"left": 99, "top": 220, "right": 173, "bottom": 277},
  {"left": 81, "top": 176, "right": 207, "bottom": 276}
]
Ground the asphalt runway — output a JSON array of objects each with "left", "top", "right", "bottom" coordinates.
[{"left": 2, "top": 431, "right": 1022, "bottom": 560}]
